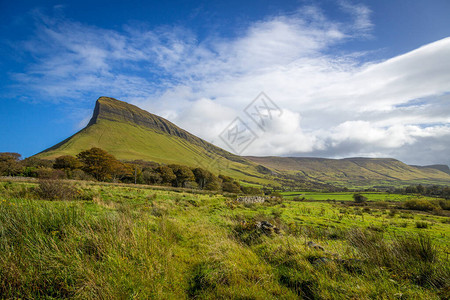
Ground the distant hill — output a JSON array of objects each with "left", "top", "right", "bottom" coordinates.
[
  {"left": 245, "top": 156, "right": 450, "bottom": 187},
  {"left": 37, "top": 97, "right": 450, "bottom": 188},
  {"left": 411, "top": 164, "right": 450, "bottom": 175}
]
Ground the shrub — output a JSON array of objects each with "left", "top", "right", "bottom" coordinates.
[
  {"left": 292, "top": 196, "right": 305, "bottom": 201},
  {"left": 353, "top": 193, "right": 367, "bottom": 203},
  {"left": 432, "top": 199, "right": 450, "bottom": 210},
  {"left": 35, "top": 167, "right": 66, "bottom": 179},
  {"left": 415, "top": 221, "right": 429, "bottom": 229},
  {"left": 35, "top": 179, "right": 77, "bottom": 200},
  {"left": 404, "top": 199, "right": 439, "bottom": 211},
  {"left": 71, "top": 169, "right": 95, "bottom": 181}
]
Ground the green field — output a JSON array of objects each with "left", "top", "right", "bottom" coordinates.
[
  {"left": 1, "top": 179, "right": 449, "bottom": 299},
  {"left": 281, "top": 191, "right": 439, "bottom": 202}
]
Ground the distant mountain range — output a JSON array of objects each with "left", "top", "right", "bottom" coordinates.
[{"left": 37, "top": 97, "right": 450, "bottom": 188}]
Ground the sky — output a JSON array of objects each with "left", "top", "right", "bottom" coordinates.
[{"left": 1, "top": 0, "right": 450, "bottom": 166}]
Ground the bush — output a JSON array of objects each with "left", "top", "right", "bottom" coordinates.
[
  {"left": 35, "top": 179, "right": 77, "bottom": 200},
  {"left": 35, "top": 167, "right": 66, "bottom": 179},
  {"left": 415, "top": 221, "right": 429, "bottom": 229},
  {"left": 353, "top": 193, "right": 367, "bottom": 203},
  {"left": 404, "top": 199, "right": 439, "bottom": 211},
  {"left": 432, "top": 199, "right": 450, "bottom": 210},
  {"left": 71, "top": 169, "right": 95, "bottom": 181}
]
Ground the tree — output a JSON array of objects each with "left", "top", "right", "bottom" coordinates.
[
  {"left": 222, "top": 181, "right": 241, "bottom": 193},
  {"left": 193, "top": 167, "right": 222, "bottom": 191},
  {"left": 22, "top": 157, "right": 53, "bottom": 177},
  {"left": 76, "top": 148, "right": 118, "bottom": 181},
  {"left": 110, "top": 160, "right": 133, "bottom": 182},
  {"left": 142, "top": 169, "right": 162, "bottom": 185},
  {"left": 22, "top": 157, "right": 53, "bottom": 169},
  {"left": 205, "top": 174, "right": 221, "bottom": 191},
  {"left": 193, "top": 168, "right": 210, "bottom": 189},
  {"left": 54, "top": 155, "right": 83, "bottom": 171},
  {"left": 0, "top": 152, "right": 22, "bottom": 176},
  {"left": 219, "top": 175, "right": 241, "bottom": 193},
  {"left": 241, "top": 186, "right": 262, "bottom": 195},
  {"left": 156, "top": 166, "right": 176, "bottom": 185},
  {"left": 169, "top": 164, "right": 195, "bottom": 187}
]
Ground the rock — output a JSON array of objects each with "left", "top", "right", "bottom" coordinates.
[
  {"left": 256, "top": 221, "right": 280, "bottom": 235},
  {"left": 236, "top": 196, "right": 266, "bottom": 204},
  {"left": 311, "top": 257, "right": 330, "bottom": 265},
  {"left": 307, "top": 241, "right": 325, "bottom": 251}
]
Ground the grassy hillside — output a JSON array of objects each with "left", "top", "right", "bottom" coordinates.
[
  {"left": 245, "top": 156, "right": 450, "bottom": 187},
  {"left": 36, "top": 97, "right": 450, "bottom": 188},
  {"left": 39, "top": 119, "right": 274, "bottom": 185},
  {"left": 1, "top": 179, "right": 449, "bottom": 299},
  {"left": 37, "top": 97, "right": 275, "bottom": 186}
]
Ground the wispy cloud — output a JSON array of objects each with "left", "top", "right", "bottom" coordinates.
[{"left": 7, "top": 4, "right": 450, "bottom": 166}]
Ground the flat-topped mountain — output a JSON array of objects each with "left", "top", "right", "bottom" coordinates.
[
  {"left": 37, "top": 97, "right": 267, "bottom": 184},
  {"left": 37, "top": 97, "right": 450, "bottom": 187}
]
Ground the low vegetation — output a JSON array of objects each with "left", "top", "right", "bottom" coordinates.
[
  {"left": 0, "top": 179, "right": 449, "bottom": 299},
  {"left": 0, "top": 149, "right": 263, "bottom": 195}
]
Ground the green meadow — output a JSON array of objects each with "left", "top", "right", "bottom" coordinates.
[
  {"left": 1, "top": 179, "right": 449, "bottom": 299},
  {"left": 281, "top": 191, "right": 437, "bottom": 202}
]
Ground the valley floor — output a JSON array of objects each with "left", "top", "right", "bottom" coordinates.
[{"left": 0, "top": 179, "right": 449, "bottom": 299}]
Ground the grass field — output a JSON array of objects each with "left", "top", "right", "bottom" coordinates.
[
  {"left": 281, "top": 191, "right": 439, "bottom": 202},
  {"left": 1, "top": 179, "right": 449, "bottom": 299}
]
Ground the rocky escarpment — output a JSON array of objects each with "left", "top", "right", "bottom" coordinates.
[{"left": 88, "top": 97, "right": 247, "bottom": 164}]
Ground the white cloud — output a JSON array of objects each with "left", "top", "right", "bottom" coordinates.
[{"left": 8, "top": 4, "right": 450, "bottom": 166}]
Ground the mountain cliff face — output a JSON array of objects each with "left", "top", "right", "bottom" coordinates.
[
  {"left": 37, "top": 96, "right": 450, "bottom": 187},
  {"left": 37, "top": 97, "right": 265, "bottom": 183},
  {"left": 86, "top": 97, "right": 246, "bottom": 163}
]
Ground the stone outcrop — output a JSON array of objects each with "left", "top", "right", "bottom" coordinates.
[{"left": 236, "top": 196, "right": 266, "bottom": 204}]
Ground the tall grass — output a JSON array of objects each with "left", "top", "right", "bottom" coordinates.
[
  {"left": 1, "top": 181, "right": 449, "bottom": 299},
  {"left": 347, "top": 229, "right": 449, "bottom": 291}
]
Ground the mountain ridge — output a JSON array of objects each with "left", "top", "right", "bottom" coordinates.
[
  {"left": 36, "top": 97, "right": 450, "bottom": 187},
  {"left": 244, "top": 156, "right": 450, "bottom": 186},
  {"left": 37, "top": 97, "right": 272, "bottom": 185}
]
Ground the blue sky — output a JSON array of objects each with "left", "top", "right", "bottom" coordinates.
[{"left": 1, "top": 0, "right": 450, "bottom": 166}]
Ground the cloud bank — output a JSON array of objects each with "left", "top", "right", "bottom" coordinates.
[{"left": 8, "top": 4, "right": 450, "bottom": 166}]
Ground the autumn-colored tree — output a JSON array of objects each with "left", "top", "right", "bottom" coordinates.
[
  {"left": 156, "top": 165, "right": 177, "bottom": 185},
  {"left": 110, "top": 160, "right": 133, "bottom": 182},
  {"left": 0, "top": 152, "right": 22, "bottom": 176},
  {"left": 22, "top": 157, "right": 53, "bottom": 169},
  {"left": 76, "top": 148, "right": 118, "bottom": 181},
  {"left": 22, "top": 157, "right": 53, "bottom": 177},
  {"left": 54, "top": 155, "right": 83, "bottom": 170}
]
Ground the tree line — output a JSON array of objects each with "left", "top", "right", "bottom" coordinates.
[
  {"left": 390, "top": 184, "right": 450, "bottom": 199},
  {"left": 0, "top": 148, "right": 262, "bottom": 194}
]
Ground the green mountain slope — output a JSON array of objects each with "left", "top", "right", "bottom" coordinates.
[
  {"left": 37, "top": 97, "right": 273, "bottom": 185},
  {"left": 411, "top": 164, "right": 450, "bottom": 175},
  {"left": 37, "top": 96, "right": 450, "bottom": 188},
  {"left": 245, "top": 156, "right": 450, "bottom": 187}
]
